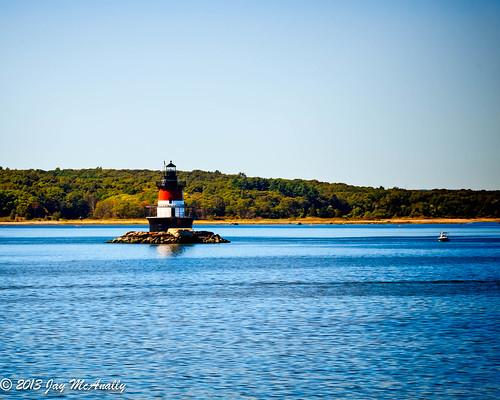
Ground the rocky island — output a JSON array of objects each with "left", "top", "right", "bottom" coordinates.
[
  {"left": 108, "top": 162, "right": 230, "bottom": 245},
  {"left": 108, "top": 229, "right": 230, "bottom": 244}
]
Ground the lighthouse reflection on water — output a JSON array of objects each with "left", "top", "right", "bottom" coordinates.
[{"left": 156, "top": 244, "right": 187, "bottom": 257}]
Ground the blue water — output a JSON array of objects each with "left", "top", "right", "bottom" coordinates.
[{"left": 0, "top": 223, "right": 499, "bottom": 399}]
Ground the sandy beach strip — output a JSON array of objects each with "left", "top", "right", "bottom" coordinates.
[{"left": 0, "top": 217, "right": 498, "bottom": 226}]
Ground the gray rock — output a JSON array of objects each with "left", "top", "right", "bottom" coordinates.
[{"left": 107, "top": 230, "right": 230, "bottom": 244}]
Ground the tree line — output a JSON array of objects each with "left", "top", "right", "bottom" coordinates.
[{"left": 0, "top": 167, "right": 498, "bottom": 220}]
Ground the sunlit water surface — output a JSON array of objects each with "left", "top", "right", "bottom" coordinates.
[{"left": 1, "top": 223, "right": 499, "bottom": 398}]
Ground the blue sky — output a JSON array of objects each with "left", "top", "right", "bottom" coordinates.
[{"left": 1, "top": 0, "right": 499, "bottom": 189}]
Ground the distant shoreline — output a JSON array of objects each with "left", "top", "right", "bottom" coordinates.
[{"left": 1, "top": 217, "right": 498, "bottom": 226}]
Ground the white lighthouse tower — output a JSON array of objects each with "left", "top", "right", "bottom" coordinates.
[
  {"left": 147, "top": 161, "right": 193, "bottom": 232},
  {"left": 157, "top": 161, "right": 185, "bottom": 218}
]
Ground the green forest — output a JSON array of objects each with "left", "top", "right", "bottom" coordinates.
[{"left": 0, "top": 167, "right": 499, "bottom": 220}]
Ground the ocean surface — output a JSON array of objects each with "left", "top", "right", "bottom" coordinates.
[{"left": 0, "top": 223, "right": 499, "bottom": 399}]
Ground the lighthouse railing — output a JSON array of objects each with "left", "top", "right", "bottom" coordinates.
[
  {"left": 156, "top": 179, "right": 187, "bottom": 188},
  {"left": 145, "top": 206, "right": 197, "bottom": 219}
]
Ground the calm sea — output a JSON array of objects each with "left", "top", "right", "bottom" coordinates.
[{"left": 0, "top": 223, "right": 499, "bottom": 399}]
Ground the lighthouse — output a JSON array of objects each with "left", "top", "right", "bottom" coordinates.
[{"left": 147, "top": 161, "right": 193, "bottom": 232}]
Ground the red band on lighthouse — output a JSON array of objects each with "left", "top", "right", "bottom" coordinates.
[{"left": 158, "top": 188, "right": 182, "bottom": 201}]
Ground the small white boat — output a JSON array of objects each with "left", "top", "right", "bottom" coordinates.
[{"left": 438, "top": 232, "right": 449, "bottom": 242}]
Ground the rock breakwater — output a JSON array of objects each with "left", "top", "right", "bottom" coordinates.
[{"left": 108, "top": 229, "right": 230, "bottom": 244}]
